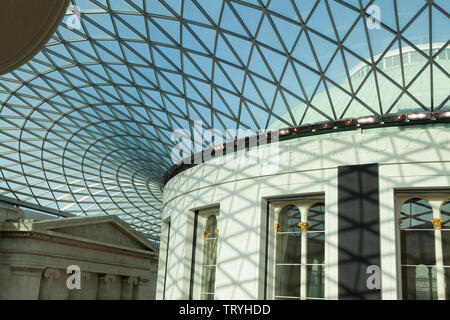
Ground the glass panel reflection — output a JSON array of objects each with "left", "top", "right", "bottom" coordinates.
[
  {"left": 306, "top": 265, "right": 324, "bottom": 299},
  {"left": 400, "top": 198, "right": 433, "bottom": 229},
  {"left": 402, "top": 266, "right": 437, "bottom": 300},
  {"left": 279, "top": 205, "right": 301, "bottom": 232},
  {"left": 307, "top": 232, "right": 324, "bottom": 264},
  {"left": 441, "top": 200, "right": 450, "bottom": 228},
  {"left": 276, "top": 233, "right": 301, "bottom": 264},
  {"left": 441, "top": 230, "right": 450, "bottom": 266},
  {"left": 308, "top": 203, "right": 325, "bottom": 231},
  {"left": 201, "top": 215, "right": 218, "bottom": 300},
  {"left": 400, "top": 230, "right": 435, "bottom": 265},
  {"left": 274, "top": 264, "right": 300, "bottom": 298},
  {"left": 201, "top": 266, "right": 216, "bottom": 295}
]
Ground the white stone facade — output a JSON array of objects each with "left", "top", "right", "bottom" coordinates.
[{"left": 158, "top": 125, "right": 450, "bottom": 300}]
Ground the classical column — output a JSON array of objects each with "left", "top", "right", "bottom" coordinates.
[
  {"left": 39, "top": 268, "right": 68, "bottom": 300},
  {"left": 296, "top": 203, "right": 309, "bottom": 301},
  {"left": 430, "top": 200, "right": 446, "bottom": 300},
  {"left": 121, "top": 276, "right": 138, "bottom": 300},
  {"left": 6, "top": 266, "right": 43, "bottom": 300},
  {"left": 97, "top": 274, "right": 121, "bottom": 300}
]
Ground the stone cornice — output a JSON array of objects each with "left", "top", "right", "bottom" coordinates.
[{"left": 0, "top": 228, "right": 157, "bottom": 259}]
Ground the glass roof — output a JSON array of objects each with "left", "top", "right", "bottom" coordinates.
[{"left": 0, "top": 0, "right": 448, "bottom": 240}]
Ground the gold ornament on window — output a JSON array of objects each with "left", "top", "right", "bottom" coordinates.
[
  {"left": 202, "top": 231, "right": 210, "bottom": 240},
  {"left": 274, "top": 223, "right": 280, "bottom": 233},
  {"left": 215, "top": 229, "right": 219, "bottom": 237},
  {"left": 398, "top": 218, "right": 402, "bottom": 229},
  {"left": 298, "top": 222, "right": 309, "bottom": 232},
  {"left": 432, "top": 218, "right": 443, "bottom": 230}
]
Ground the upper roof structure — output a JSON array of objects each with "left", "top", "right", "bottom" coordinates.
[{"left": 0, "top": 0, "right": 448, "bottom": 240}]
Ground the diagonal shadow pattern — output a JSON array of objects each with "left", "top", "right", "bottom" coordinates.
[{"left": 0, "top": 0, "right": 448, "bottom": 240}]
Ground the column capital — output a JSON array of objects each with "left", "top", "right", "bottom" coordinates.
[
  {"left": 43, "top": 268, "right": 60, "bottom": 279},
  {"left": 99, "top": 274, "right": 117, "bottom": 284},
  {"left": 432, "top": 218, "right": 443, "bottom": 230},
  {"left": 122, "top": 276, "right": 138, "bottom": 285},
  {"left": 298, "top": 222, "right": 309, "bottom": 232}
]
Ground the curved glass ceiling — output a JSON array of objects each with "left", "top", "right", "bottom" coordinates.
[{"left": 0, "top": 0, "right": 449, "bottom": 239}]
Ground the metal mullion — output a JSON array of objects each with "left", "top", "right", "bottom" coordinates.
[
  {"left": 299, "top": 14, "right": 339, "bottom": 121},
  {"left": 116, "top": 160, "right": 160, "bottom": 213},
  {"left": 225, "top": 0, "right": 265, "bottom": 133},
  {"left": 429, "top": 2, "right": 434, "bottom": 111},
  {"left": 393, "top": 0, "right": 407, "bottom": 90},
  {"left": 104, "top": 17, "right": 156, "bottom": 150},
  {"left": 263, "top": 6, "right": 297, "bottom": 128},
  {"left": 142, "top": 1, "right": 176, "bottom": 138},
  {"left": 432, "top": 1, "right": 450, "bottom": 18},
  {"left": 384, "top": 58, "right": 434, "bottom": 114},
  {"left": 358, "top": 0, "right": 383, "bottom": 115}
]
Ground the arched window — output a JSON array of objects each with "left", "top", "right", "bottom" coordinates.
[
  {"left": 400, "top": 198, "right": 437, "bottom": 300},
  {"left": 273, "top": 201, "right": 325, "bottom": 300},
  {"left": 201, "top": 215, "right": 218, "bottom": 300}
]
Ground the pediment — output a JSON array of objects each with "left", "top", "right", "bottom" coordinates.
[{"left": 32, "top": 215, "right": 158, "bottom": 253}]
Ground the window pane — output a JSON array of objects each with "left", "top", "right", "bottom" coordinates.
[
  {"left": 279, "top": 205, "right": 301, "bottom": 232},
  {"left": 307, "top": 232, "right": 324, "bottom": 264},
  {"left": 203, "top": 238, "right": 217, "bottom": 266},
  {"left": 205, "top": 215, "right": 217, "bottom": 235},
  {"left": 201, "top": 214, "right": 218, "bottom": 300},
  {"left": 400, "top": 198, "right": 433, "bottom": 229},
  {"left": 201, "top": 266, "right": 216, "bottom": 294},
  {"left": 276, "top": 233, "right": 301, "bottom": 263},
  {"left": 402, "top": 266, "right": 437, "bottom": 300},
  {"left": 274, "top": 264, "right": 300, "bottom": 298},
  {"left": 441, "top": 200, "right": 450, "bottom": 228},
  {"left": 445, "top": 268, "right": 450, "bottom": 299},
  {"left": 308, "top": 203, "right": 325, "bottom": 231},
  {"left": 400, "top": 230, "right": 435, "bottom": 265},
  {"left": 442, "top": 230, "right": 450, "bottom": 266},
  {"left": 306, "top": 265, "right": 324, "bottom": 298}
]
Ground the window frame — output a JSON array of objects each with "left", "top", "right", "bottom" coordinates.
[
  {"left": 191, "top": 206, "right": 220, "bottom": 300},
  {"left": 266, "top": 196, "right": 326, "bottom": 300},
  {"left": 396, "top": 193, "right": 450, "bottom": 300}
]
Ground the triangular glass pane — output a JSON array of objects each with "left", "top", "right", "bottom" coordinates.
[
  {"left": 256, "top": 15, "right": 284, "bottom": 52},
  {"left": 291, "top": 32, "right": 318, "bottom": 70},
  {"left": 293, "top": 61, "right": 321, "bottom": 101},
  {"left": 259, "top": 46, "right": 287, "bottom": 82},
  {"left": 271, "top": 15, "right": 301, "bottom": 53},
  {"left": 220, "top": 2, "right": 248, "bottom": 37},
  {"left": 183, "top": 0, "right": 213, "bottom": 25},
  {"left": 229, "top": 2, "right": 263, "bottom": 37},
  {"left": 398, "top": 0, "right": 427, "bottom": 31},
  {"left": 306, "top": 0, "right": 337, "bottom": 42}
]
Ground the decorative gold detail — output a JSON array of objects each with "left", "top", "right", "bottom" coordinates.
[
  {"left": 432, "top": 218, "right": 443, "bottom": 230},
  {"left": 398, "top": 218, "right": 402, "bottom": 229},
  {"left": 215, "top": 228, "right": 219, "bottom": 237},
  {"left": 274, "top": 223, "right": 280, "bottom": 233},
  {"left": 202, "top": 231, "right": 209, "bottom": 240},
  {"left": 298, "top": 222, "right": 309, "bottom": 232}
]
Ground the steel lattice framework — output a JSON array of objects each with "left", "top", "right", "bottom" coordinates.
[{"left": 0, "top": 0, "right": 448, "bottom": 240}]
